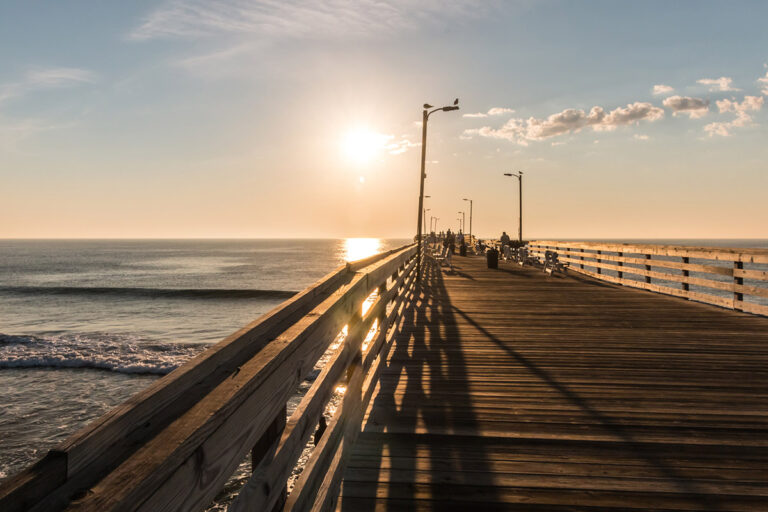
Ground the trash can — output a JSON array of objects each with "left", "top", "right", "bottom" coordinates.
[
  {"left": 486, "top": 248, "right": 498, "bottom": 269},
  {"left": 459, "top": 245, "right": 467, "bottom": 257}
]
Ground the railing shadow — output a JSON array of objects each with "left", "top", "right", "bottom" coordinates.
[
  {"left": 342, "top": 257, "right": 500, "bottom": 510},
  {"left": 450, "top": 292, "right": 727, "bottom": 511}
]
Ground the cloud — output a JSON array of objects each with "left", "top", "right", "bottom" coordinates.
[
  {"left": 1, "top": 67, "right": 97, "bottom": 105},
  {"left": 704, "top": 95, "right": 763, "bottom": 137},
  {"left": 131, "top": 0, "right": 493, "bottom": 40},
  {"left": 758, "top": 71, "right": 768, "bottom": 96},
  {"left": 385, "top": 137, "right": 420, "bottom": 155},
  {"left": 26, "top": 67, "right": 97, "bottom": 87},
  {"left": 463, "top": 107, "right": 515, "bottom": 118},
  {"left": 462, "top": 101, "right": 664, "bottom": 144},
  {"left": 633, "top": 134, "right": 649, "bottom": 141},
  {"left": 652, "top": 84, "right": 674, "bottom": 95},
  {"left": 697, "top": 76, "right": 739, "bottom": 92},
  {"left": 662, "top": 95, "right": 709, "bottom": 118}
]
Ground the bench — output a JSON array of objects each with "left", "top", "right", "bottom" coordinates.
[{"left": 543, "top": 250, "right": 569, "bottom": 275}]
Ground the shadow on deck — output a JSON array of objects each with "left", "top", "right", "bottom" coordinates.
[{"left": 338, "top": 255, "right": 768, "bottom": 511}]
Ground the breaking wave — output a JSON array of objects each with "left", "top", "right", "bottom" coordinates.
[{"left": 0, "top": 333, "right": 207, "bottom": 375}]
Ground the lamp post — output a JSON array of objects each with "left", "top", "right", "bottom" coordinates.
[
  {"left": 458, "top": 210, "right": 465, "bottom": 236},
  {"left": 462, "top": 198, "right": 473, "bottom": 243},
  {"left": 423, "top": 208, "right": 431, "bottom": 234},
  {"left": 416, "top": 99, "right": 460, "bottom": 281},
  {"left": 503, "top": 171, "right": 524, "bottom": 242}
]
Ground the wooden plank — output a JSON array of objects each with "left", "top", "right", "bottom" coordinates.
[
  {"left": 741, "top": 301, "right": 768, "bottom": 317},
  {"left": 229, "top": 257, "right": 417, "bottom": 512},
  {"left": 290, "top": 263, "right": 419, "bottom": 511},
  {"left": 528, "top": 248, "right": 737, "bottom": 279},
  {"left": 338, "top": 255, "right": 768, "bottom": 511},
  {"left": 530, "top": 240, "right": 768, "bottom": 264},
  {"left": 0, "top": 452, "right": 67, "bottom": 512}
]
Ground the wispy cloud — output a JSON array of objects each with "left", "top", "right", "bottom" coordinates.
[
  {"left": 463, "top": 107, "right": 514, "bottom": 118},
  {"left": 662, "top": 95, "right": 709, "bottom": 118},
  {"left": 633, "top": 134, "right": 649, "bottom": 141},
  {"left": 697, "top": 76, "right": 739, "bottom": 92},
  {"left": 0, "top": 67, "right": 95, "bottom": 152},
  {"left": 704, "top": 95, "right": 763, "bottom": 137},
  {"left": 463, "top": 101, "right": 664, "bottom": 145},
  {"left": 758, "top": 70, "right": 768, "bottom": 96},
  {"left": 0, "top": 67, "right": 97, "bottom": 105},
  {"left": 26, "top": 67, "right": 97, "bottom": 87},
  {"left": 652, "top": 84, "right": 674, "bottom": 95},
  {"left": 131, "top": 0, "right": 493, "bottom": 41},
  {"left": 385, "top": 137, "right": 420, "bottom": 155}
]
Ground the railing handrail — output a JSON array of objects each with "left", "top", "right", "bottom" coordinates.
[
  {"left": 530, "top": 240, "right": 768, "bottom": 263},
  {"left": 528, "top": 240, "right": 768, "bottom": 317},
  {"left": 0, "top": 243, "right": 421, "bottom": 512}
]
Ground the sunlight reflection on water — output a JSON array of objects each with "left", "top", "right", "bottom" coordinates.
[{"left": 344, "top": 238, "right": 381, "bottom": 262}]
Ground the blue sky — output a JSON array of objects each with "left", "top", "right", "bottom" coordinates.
[{"left": 1, "top": 1, "right": 767, "bottom": 238}]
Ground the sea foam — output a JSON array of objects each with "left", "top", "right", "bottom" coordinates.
[{"left": 0, "top": 333, "right": 206, "bottom": 375}]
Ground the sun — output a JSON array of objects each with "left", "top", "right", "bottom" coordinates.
[{"left": 342, "top": 128, "right": 390, "bottom": 164}]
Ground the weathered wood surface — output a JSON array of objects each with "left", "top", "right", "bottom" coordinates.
[
  {"left": 528, "top": 241, "right": 768, "bottom": 315},
  {"left": 337, "top": 255, "right": 768, "bottom": 511}
]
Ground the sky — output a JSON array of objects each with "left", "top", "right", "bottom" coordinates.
[{"left": 1, "top": 0, "right": 767, "bottom": 239}]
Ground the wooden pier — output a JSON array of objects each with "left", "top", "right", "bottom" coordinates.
[
  {"left": 339, "top": 253, "right": 768, "bottom": 510},
  {"left": 2, "top": 242, "right": 767, "bottom": 511}
]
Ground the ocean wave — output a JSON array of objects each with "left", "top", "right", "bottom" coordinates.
[
  {"left": 0, "top": 333, "right": 207, "bottom": 375},
  {"left": 0, "top": 286, "right": 297, "bottom": 300}
]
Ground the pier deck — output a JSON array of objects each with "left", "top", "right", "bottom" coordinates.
[{"left": 339, "top": 255, "right": 768, "bottom": 510}]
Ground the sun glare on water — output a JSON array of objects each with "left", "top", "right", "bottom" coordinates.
[
  {"left": 342, "top": 129, "right": 389, "bottom": 164},
  {"left": 344, "top": 238, "right": 381, "bottom": 262}
]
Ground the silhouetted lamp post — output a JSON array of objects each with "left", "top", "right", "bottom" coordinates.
[
  {"left": 417, "top": 99, "right": 459, "bottom": 281},
  {"left": 462, "top": 198, "right": 473, "bottom": 242},
  {"left": 423, "top": 208, "right": 431, "bottom": 234},
  {"left": 503, "top": 171, "right": 524, "bottom": 242},
  {"left": 458, "top": 211, "right": 465, "bottom": 234}
]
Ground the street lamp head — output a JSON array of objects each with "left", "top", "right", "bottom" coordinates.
[
  {"left": 504, "top": 173, "right": 513, "bottom": 176},
  {"left": 442, "top": 105, "right": 459, "bottom": 112},
  {"left": 463, "top": 198, "right": 470, "bottom": 201}
]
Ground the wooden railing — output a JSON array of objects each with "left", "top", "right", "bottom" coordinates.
[
  {"left": 0, "top": 244, "right": 420, "bottom": 512},
  {"left": 529, "top": 241, "right": 768, "bottom": 316}
]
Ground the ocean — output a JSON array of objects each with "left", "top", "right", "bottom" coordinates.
[{"left": 1, "top": 237, "right": 765, "bottom": 507}]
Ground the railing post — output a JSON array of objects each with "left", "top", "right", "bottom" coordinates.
[
  {"left": 682, "top": 256, "right": 690, "bottom": 293},
  {"left": 734, "top": 260, "right": 744, "bottom": 311},
  {"left": 251, "top": 405, "right": 287, "bottom": 510},
  {"left": 580, "top": 248, "right": 584, "bottom": 270},
  {"left": 617, "top": 252, "right": 623, "bottom": 279},
  {"left": 645, "top": 254, "right": 652, "bottom": 284},
  {"left": 596, "top": 250, "right": 602, "bottom": 275}
]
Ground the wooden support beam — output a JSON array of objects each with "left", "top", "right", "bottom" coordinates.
[
  {"left": 734, "top": 260, "right": 744, "bottom": 311},
  {"left": 617, "top": 251, "right": 623, "bottom": 279},
  {"left": 645, "top": 254, "right": 652, "bottom": 284}
]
